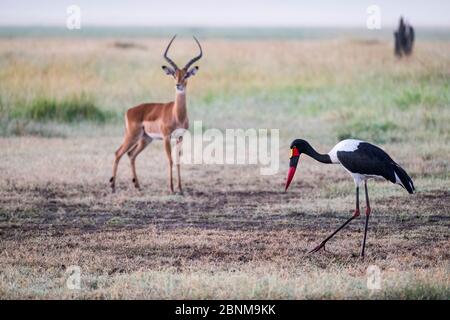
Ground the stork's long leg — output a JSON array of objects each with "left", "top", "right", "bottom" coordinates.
[
  {"left": 361, "top": 181, "right": 371, "bottom": 257},
  {"left": 309, "top": 187, "right": 360, "bottom": 253}
]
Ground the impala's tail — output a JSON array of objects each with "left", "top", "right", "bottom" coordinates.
[{"left": 394, "top": 164, "right": 415, "bottom": 194}]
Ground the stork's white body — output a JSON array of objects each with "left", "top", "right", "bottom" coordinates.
[
  {"left": 287, "top": 137, "right": 415, "bottom": 256},
  {"left": 328, "top": 139, "right": 375, "bottom": 186},
  {"left": 327, "top": 139, "right": 413, "bottom": 190},
  {"left": 327, "top": 139, "right": 362, "bottom": 163}
]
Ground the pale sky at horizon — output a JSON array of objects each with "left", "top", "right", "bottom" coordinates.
[{"left": 0, "top": 0, "right": 449, "bottom": 27}]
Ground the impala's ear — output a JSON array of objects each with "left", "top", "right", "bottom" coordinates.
[
  {"left": 162, "top": 65, "right": 175, "bottom": 76},
  {"left": 185, "top": 66, "right": 199, "bottom": 79}
]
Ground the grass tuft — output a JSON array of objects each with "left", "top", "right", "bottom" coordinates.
[
  {"left": 17, "top": 95, "right": 112, "bottom": 123},
  {"left": 395, "top": 89, "right": 422, "bottom": 110},
  {"left": 336, "top": 119, "right": 399, "bottom": 144}
]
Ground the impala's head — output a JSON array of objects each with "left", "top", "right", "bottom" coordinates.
[{"left": 161, "top": 35, "right": 202, "bottom": 93}]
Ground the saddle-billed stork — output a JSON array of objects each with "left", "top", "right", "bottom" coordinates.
[{"left": 285, "top": 138, "right": 415, "bottom": 257}]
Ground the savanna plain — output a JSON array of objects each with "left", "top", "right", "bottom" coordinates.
[{"left": 0, "top": 30, "right": 449, "bottom": 299}]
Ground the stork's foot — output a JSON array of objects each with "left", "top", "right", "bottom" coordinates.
[{"left": 309, "top": 241, "right": 327, "bottom": 254}]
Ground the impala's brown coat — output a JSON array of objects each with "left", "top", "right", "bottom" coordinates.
[{"left": 110, "top": 37, "right": 201, "bottom": 193}]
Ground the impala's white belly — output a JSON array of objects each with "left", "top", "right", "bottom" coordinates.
[
  {"left": 145, "top": 132, "right": 164, "bottom": 140},
  {"left": 142, "top": 121, "right": 187, "bottom": 141}
]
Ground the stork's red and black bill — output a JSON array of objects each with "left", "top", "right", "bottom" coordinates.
[{"left": 285, "top": 147, "right": 300, "bottom": 191}]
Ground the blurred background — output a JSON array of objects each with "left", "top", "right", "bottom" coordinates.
[
  {"left": 1, "top": 1, "right": 449, "bottom": 174},
  {"left": 0, "top": 0, "right": 449, "bottom": 142}
]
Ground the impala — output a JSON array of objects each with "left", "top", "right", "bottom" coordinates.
[{"left": 110, "top": 35, "right": 202, "bottom": 193}]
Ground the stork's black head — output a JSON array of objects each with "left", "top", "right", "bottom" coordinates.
[
  {"left": 285, "top": 139, "right": 307, "bottom": 191},
  {"left": 290, "top": 139, "right": 310, "bottom": 152},
  {"left": 285, "top": 139, "right": 317, "bottom": 191}
]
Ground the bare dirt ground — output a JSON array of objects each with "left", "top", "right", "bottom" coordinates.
[{"left": 0, "top": 137, "right": 449, "bottom": 299}]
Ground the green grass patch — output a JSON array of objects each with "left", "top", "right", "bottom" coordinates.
[
  {"left": 395, "top": 90, "right": 422, "bottom": 110},
  {"left": 106, "top": 217, "right": 129, "bottom": 226},
  {"left": 336, "top": 119, "right": 400, "bottom": 144},
  {"left": 0, "top": 94, "right": 117, "bottom": 136},
  {"left": 16, "top": 95, "right": 113, "bottom": 123}
]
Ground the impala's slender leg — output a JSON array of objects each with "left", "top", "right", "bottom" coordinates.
[
  {"left": 175, "top": 136, "right": 183, "bottom": 193},
  {"left": 163, "top": 136, "right": 174, "bottom": 193},
  {"left": 361, "top": 181, "right": 371, "bottom": 258},
  {"left": 128, "top": 136, "right": 152, "bottom": 189},
  {"left": 110, "top": 127, "right": 141, "bottom": 193},
  {"left": 309, "top": 186, "right": 360, "bottom": 253}
]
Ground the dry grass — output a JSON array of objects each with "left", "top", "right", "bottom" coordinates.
[
  {"left": 0, "top": 35, "right": 449, "bottom": 299},
  {"left": 0, "top": 136, "right": 449, "bottom": 299}
]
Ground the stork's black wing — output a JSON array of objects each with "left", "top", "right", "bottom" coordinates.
[
  {"left": 337, "top": 142, "right": 415, "bottom": 193},
  {"left": 337, "top": 142, "right": 396, "bottom": 182}
]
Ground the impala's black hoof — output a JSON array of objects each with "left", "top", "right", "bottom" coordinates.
[
  {"left": 132, "top": 178, "right": 136, "bottom": 183},
  {"left": 109, "top": 177, "right": 114, "bottom": 183}
]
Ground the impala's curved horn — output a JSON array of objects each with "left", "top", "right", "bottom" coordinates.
[
  {"left": 163, "top": 35, "right": 179, "bottom": 71},
  {"left": 183, "top": 36, "right": 202, "bottom": 71}
]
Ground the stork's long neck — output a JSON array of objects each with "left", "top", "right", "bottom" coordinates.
[
  {"left": 174, "top": 90, "right": 187, "bottom": 122},
  {"left": 303, "top": 142, "right": 332, "bottom": 164}
]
